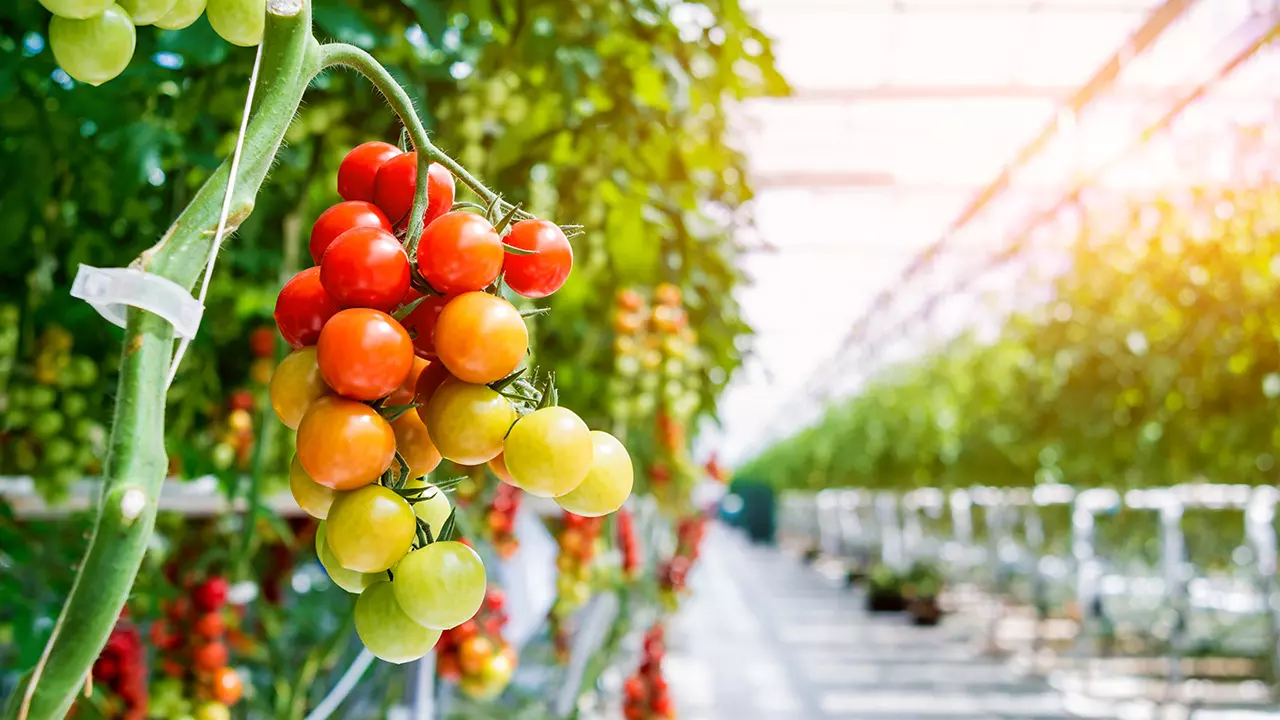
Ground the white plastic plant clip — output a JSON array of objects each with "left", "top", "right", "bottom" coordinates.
[{"left": 70, "top": 265, "right": 205, "bottom": 339}]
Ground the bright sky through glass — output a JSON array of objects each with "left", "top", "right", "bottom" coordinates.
[{"left": 701, "top": 0, "right": 1214, "bottom": 465}]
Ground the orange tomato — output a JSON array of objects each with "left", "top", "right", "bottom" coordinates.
[
  {"left": 433, "top": 293, "right": 527, "bottom": 385},
  {"left": 296, "top": 396, "right": 396, "bottom": 490},
  {"left": 392, "top": 411, "right": 442, "bottom": 477}
]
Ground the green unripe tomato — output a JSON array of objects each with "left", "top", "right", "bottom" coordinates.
[{"left": 49, "top": 5, "right": 136, "bottom": 86}]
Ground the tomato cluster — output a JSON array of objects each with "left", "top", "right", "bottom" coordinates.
[
  {"left": 272, "top": 139, "right": 632, "bottom": 665},
  {"left": 436, "top": 588, "right": 517, "bottom": 699},
  {"left": 622, "top": 624, "right": 673, "bottom": 720},
  {"left": 616, "top": 508, "right": 640, "bottom": 579},
  {"left": 148, "top": 576, "right": 243, "bottom": 720},
  {"left": 79, "top": 615, "right": 147, "bottom": 720},
  {"left": 483, "top": 482, "right": 521, "bottom": 559},
  {"left": 658, "top": 515, "right": 707, "bottom": 606},
  {"left": 552, "top": 512, "right": 604, "bottom": 620},
  {"left": 39, "top": 0, "right": 266, "bottom": 88}
]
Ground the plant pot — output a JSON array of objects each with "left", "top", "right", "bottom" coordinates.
[
  {"left": 866, "top": 588, "right": 907, "bottom": 613},
  {"left": 907, "top": 596, "right": 943, "bottom": 626}
]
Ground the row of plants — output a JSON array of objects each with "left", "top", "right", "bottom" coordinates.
[{"left": 742, "top": 178, "right": 1280, "bottom": 494}]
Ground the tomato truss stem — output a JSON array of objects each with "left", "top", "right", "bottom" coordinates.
[{"left": 316, "top": 42, "right": 535, "bottom": 258}]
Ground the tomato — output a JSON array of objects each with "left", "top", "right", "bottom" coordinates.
[
  {"left": 193, "top": 577, "right": 229, "bottom": 611},
  {"left": 49, "top": 5, "right": 136, "bottom": 87},
  {"left": 309, "top": 201, "right": 393, "bottom": 265},
  {"left": 320, "top": 227, "right": 410, "bottom": 311},
  {"left": 434, "top": 292, "right": 527, "bottom": 384},
  {"left": 194, "top": 702, "right": 231, "bottom": 720},
  {"left": 413, "top": 362, "right": 453, "bottom": 422},
  {"left": 416, "top": 212, "right": 503, "bottom": 294},
  {"left": 192, "top": 641, "right": 227, "bottom": 672},
  {"left": 487, "top": 453, "right": 515, "bottom": 485},
  {"left": 39, "top": 0, "right": 113, "bottom": 19},
  {"left": 274, "top": 267, "right": 340, "bottom": 348},
  {"left": 206, "top": 0, "right": 263, "bottom": 46},
  {"left": 194, "top": 611, "right": 224, "bottom": 638},
  {"left": 326, "top": 484, "right": 415, "bottom": 573},
  {"left": 388, "top": 356, "right": 429, "bottom": 405},
  {"left": 372, "top": 152, "right": 455, "bottom": 228},
  {"left": 423, "top": 380, "right": 515, "bottom": 465},
  {"left": 554, "top": 431, "right": 633, "bottom": 517},
  {"left": 315, "top": 522, "right": 378, "bottom": 593},
  {"left": 654, "top": 283, "right": 681, "bottom": 307},
  {"left": 502, "top": 220, "right": 573, "bottom": 298},
  {"left": 153, "top": 0, "right": 204, "bottom": 29},
  {"left": 392, "top": 541, "right": 486, "bottom": 629},
  {"left": 249, "top": 326, "right": 276, "bottom": 358},
  {"left": 119, "top": 0, "right": 176, "bottom": 24},
  {"left": 296, "top": 396, "right": 395, "bottom": 490},
  {"left": 269, "top": 347, "right": 331, "bottom": 429},
  {"left": 479, "top": 650, "right": 515, "bottom": 693},
  {"left": 355, "top": 581, "right": 443, "bottom": 664},
  {"left": 502, "top": 406, "right": 593, "bottom": 498},
  {"left": 211, "top": 667, "right": 242, "bottom": 705},
  {"left": 338, "top": 142, "right": 401, "bottom": 203},
  {"left": 398, "top": 290, "right": 451, "bottom": 359},
  {"left": 392, "top": 412, "right": 441, "bottom": 477},
  {"left": 404, "top": 478, "right": 452, "bottom": 535},
  {"left": 316, "top": 308, "right": 413, "bottom": 401},
  {"left": 289, "top": 455, "right": 339, "bottom": 519},
  {"left": 458, "top": 635, "right": 494, "bottom": 675}
]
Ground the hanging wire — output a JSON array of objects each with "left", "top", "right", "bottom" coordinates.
[{"left": 165, "top": 42, "right": 265, "bottom": 390}]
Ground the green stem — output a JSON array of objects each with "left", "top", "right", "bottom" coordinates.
[
  {"left": 316, "top": 42, "right": 534, "bottom": 257},
  {"left": 3, "top": 4, "right": 319, "bottom": 718}
]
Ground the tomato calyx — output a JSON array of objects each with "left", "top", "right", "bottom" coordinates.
[
  {"left": 414, "top": 507, "right": 458, "bottom": 547},
  {"left": 519, "top": 306, "right": 551, "bottom": 318},
  {"left": 492, "top": 202, "right": 524, "bottom": 235}
]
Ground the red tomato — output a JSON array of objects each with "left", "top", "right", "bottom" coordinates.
[
  {"left": 319, "top": 226, "right": 410, "bottom": 311},
  {"left": 274, "top": 267, "right": 340, "bottom": 348},
  {"left": 338, "top": 142, "right": 401, "bottom": 203},
  {"left": 372, "top": 152, "right": 455, "bottom": 228},
  {"left": 502, "top": 220, "right": 573, "bottom": 298},
  {"left": 249, "top": 327, "right": 276, "bottom": 358},
  {"left": 309, "top": 201, "right": 392, "bottom": 265},
  {"left": 433, "top": 292, "right": 527, "bottom": 384},
  {"left": 296, "top": 396, "right": 396, "bottom": 490},
  {"left": 316, "top": 309, "right": 414, "bottom": 401},
  {"left": 193, "top": 577, "right": 230, "bottom": 611},
  {"left": 416, "top": 212, "right": 503, "bottom": 295},
  {"left": 194, "top": 611, "right": 225, "bottom": 639},
  {"left": 193, "top": 641, "right": 228, "bottom": 672},
  {"left": 413, "top": 362, "right": 453, "bottom": 424},
  {"left": 398, "top": 290, "right": 452, "bottom": 359}
]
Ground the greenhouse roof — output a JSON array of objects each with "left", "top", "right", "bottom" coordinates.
[{"left": 711, "top": 0, "right": 1280, "bottom": 464}]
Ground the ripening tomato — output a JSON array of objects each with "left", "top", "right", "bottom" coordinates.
[
  {"left": 296, "top": 396, "right": 396, "bottom": 490},
  {"left": 269, "top": 347, "right": 331, "bottom": 429},
  {"left": 355, "top": 581, "right": 442, "bottom": 664},
  {"left": 194, "top": 702, "right": 231, "bottom": 720},
  {"left": 654, "top": 282, "right": 682, "bottom": 307},
  {"left": 211, "top": 667, "right": 243, "bottom": 706},
  {"left": 193, "top": 641, "right": 228, "bottom": 672},
  {"left": 309, "top": 201, "right": 392, "bottom": 265},
  {"left": 315, "top": 522, "right": 379, "bottom": 593},
  {"left": 459, "top": 635, "right": 495, "bottom": 675},
  {"left": 413, "top": 362, "right": 453, "bottom": 424},
  {"left": 320, "top": 227, "right": 410, "bottom": 311},
  {"left": 502, "top": 406, "right": 594, "bottom": 498},
  {"left": 554, "top": 431, "right": 633, "bottom": 517},
  {"left": 398, "top": 290, "right": 452, "bottom": 359},
  {"left": 372, "top": 152, "right": 455, "bottom": 228},
  {"left": 274, "top": 267, "right": 340, "bottom": 348},
  {"left": 338, "top": 142, "right": 401, "bottom": 203},
  {"left": 416, "top": 213, "right": 503, "bottom": 294},
  {"left": 393, "top": 541, "right": 487, "bottom": 630},
  {"left": 488, "top": 453, "right": 515, "bottom": 485},
  {"left": 326, "top": 485, "right": 416, "bottom": 573},
  {"left": 392, "top": 411, "right": 442, "bottom": 477},
  {"left": 316, "top": 309, "right": 414, "bottom": 401},
  {"left": 434, "top": 292, "right": 527, "bottom": 384},
  {"left": 423, "top": 380, "right": 515, "bottom": 465},
  {"left": 388, "top": 356, "right": 429, "bottom": 406},
  {"left": 194, "top": 611, "right": 224, "bottom": 639},
  {"left": 502, "top": 220, "right": 573, "bottom": 298},
  {"left": 289, "top": 455, "right": 339, "bottom": 519}
]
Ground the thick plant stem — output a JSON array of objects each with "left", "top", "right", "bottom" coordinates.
[
  {"left": 316, "top": 42, "right": 534, "bottom": 254},
  {"left": 3, "top": 4, "right": 318, "bottom": 718}
]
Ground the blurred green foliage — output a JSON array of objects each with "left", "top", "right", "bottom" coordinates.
[
  {"left": 0, "top": 0, "right": 786, "bottom": 487},
  {"left": 742, "top": 182, "right": 1280, "bottom": 495}
]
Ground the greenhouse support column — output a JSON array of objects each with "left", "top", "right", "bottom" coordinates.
[{"left": 3, "top": 4, "right": 319, "bottom": 719}]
